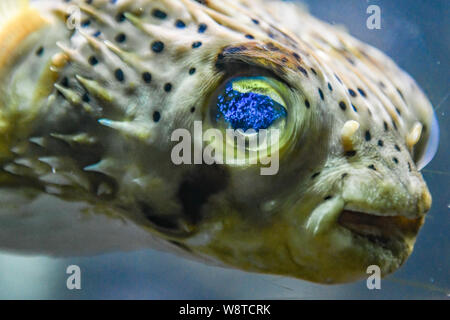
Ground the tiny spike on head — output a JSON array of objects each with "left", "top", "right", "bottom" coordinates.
[
  {"left": 78, "top": 29, "right": 104, "bottom": 52},
  {"left": 55, "top": 83, "right": 96, "bottom": 114},
  {"left": 341, "top": 120, "right": 360, "bottom": 152},
  {"left": 3, "top": 163, "right": 30, "bottom": 176},
  {"left": 83, "top": 158, "right": 116, "bottom": 177},
  {"left": 39, "top": 173, "right": 73, "bottom": 186},
  {"left": 54, "top": 83, "right": 82, "bottom": 105},
  {"left": 50, "top": 132, "right": 98, "bottom": 146},
  {"left": 56, "top": 42, "right": 89, "bottom": 67},
  {"left": 104, "top": 40, "right": 141, "bottom": 67},
  {"left": 98, "top": 119, "right": 152, "bottom": 140},
  {"left": 406, "top": 122, "right": 423, "bottom": 150},
  {"left": 29, "top": 136, "right": 47, "bottom": 147},
  {"left": 123, "top": 12, "right": 144, "bottom": 30},
  {"left": 76, "top": 75, "right": 113, "bottom": 102}
]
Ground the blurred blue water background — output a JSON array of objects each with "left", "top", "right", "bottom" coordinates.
[{"left": 0, "top": 0, "right": 448, "bottom": 299}]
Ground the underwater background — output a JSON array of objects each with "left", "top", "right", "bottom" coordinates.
[{"left": 0, "top": 0, "right": 448, "bottom": 299}]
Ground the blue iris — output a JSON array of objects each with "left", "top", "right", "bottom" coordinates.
[{"left": 216, "top": 83, "right": 287, "bottom": 131}]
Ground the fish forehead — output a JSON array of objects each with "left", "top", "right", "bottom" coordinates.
[{"left": 49, "top": 0, "right": 433, "bottom": 152}]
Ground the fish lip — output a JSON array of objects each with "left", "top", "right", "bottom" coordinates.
[{"left": 337, "top": 209, "right": 423, "bottom": 252}]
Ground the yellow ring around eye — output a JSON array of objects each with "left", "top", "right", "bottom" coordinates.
[{"left": 231, "top": 77, "right": 287, "bottom": 108}]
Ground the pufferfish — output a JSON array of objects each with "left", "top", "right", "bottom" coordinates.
[{"left": 0, "top": 0, "right": 440, "bottom": 284}]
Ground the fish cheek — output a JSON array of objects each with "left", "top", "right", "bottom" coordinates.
[{"left": 177, "top": 164, "right": 230, "bottom": 226}]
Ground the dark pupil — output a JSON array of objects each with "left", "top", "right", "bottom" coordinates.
[{"left": 216, "top": 83, "right": 287, "bottom": 131}]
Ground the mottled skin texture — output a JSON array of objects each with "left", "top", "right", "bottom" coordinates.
[{"left": 0, "top": 0, "right": 438, "bottom": 283}]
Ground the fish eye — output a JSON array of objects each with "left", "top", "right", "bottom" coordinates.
[
  {"left": 203, "top": 75, "right": 293, "bottom": 164},
  {"left": 210, "top": 76, "right": 288, "bottom": 133}
]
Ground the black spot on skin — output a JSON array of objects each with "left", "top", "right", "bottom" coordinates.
[
  {"left": 178, "top": 165, "right": 229, "bottom": 224},
  {"left": 153, "top": 111, "right": 161, "bottom": 122},
  {"left": 151, "top": 41, "right": 165, "bottom": 53},
  {"left": 251, "top": 18, "right": 260, "bottom": 25},
  {"left": 36, "top": 46, "right": 44, "bottom": 56},
  {"left": 245, "top": 34, "right": 254, "bottom": 39},
  {"left": 346, "top": 57, "right": 355, "bottom": 65},
  {"left": 345, "top": 150, "right": 357, "bottom": 157},
  {"left": 328, "top": 82, "right": 333, "bottom": 91},
  {"left": 395, "top": 107, "right": 402, "bottom": 116},
  {"left": 88, "top": 56, "right": 99, "bottom": 65},
  {"left": 394, "top": 144, "right": 401, "bottom": 152},
  {"left": 114, "top": 68, "right": 124, "bottom": 82},
  {"left": 392, "top": 121, "right": 398, "bottom": 131},
  {"left": 341, "top": 173, "right": 348, "bottom": 179},
  {"left": 310, "top": 68, "right": 317, "bottom": 76},
  {"left": 297, "top": 66, "right": 308, "bottom": 77},
  {"left": 292, "top": 52, "right": 301, "bottom": 61},
  {"left": 393, "top": 157, "right": 399, "bottom": 164},
  {"left": 357, "top": 88, "right": 367, "bottom": 97},
  {"left": 139, "top": 201, "right": 178, "bottom": 230},
  {"left": 348, "top": 89, "right": 357, "bottom": 97},
  {"left": 311, "top": 172, "right": 320, "bottom": 179},
  {"left": 142, "top": 72, "right": 152, "bottom": 83},
  {"left": 192, "top": 41, "right": 202, "bottom": 48},
  {"left": 281, "top": 57, "right": 288, "bottom": 63},
  {"left": 189, "top": 67, "right": 196, "bottom": 75},
  {"left": 164, "top": 83, "right": 172, "bottom": 92},
  {"left": 365, "top": 130, "right": 371, "bottom": 141},
  {"left": 152, "top": 9, "right": 167, "bottom": 19},
  {"left": 397, "top": 88, "right": 405, "bottom": 101},
  {"left": 368, "top": 164, "right": 376, "bottom": 171},
  {"left": 305, "top": 99, "right": 310, "bottom": 109},
  {"left": 335, "top": 74, "right": 342, "bottom": 84},
  {"left": 266, "top": 42, "right": 280, "bottom": 51},
  {"left": 379, "top": 81, "right": 386, "bottom": 89},
  {"left": 61, "top": 77, "right": 69, "bottom": 87},
  {"left": 225, "top": 46, "right": 247, "bottom": 54},
  {"left": 190, "top": 106, "right": 196, "bottom": 113},
  {"left": 116, "top": 12, "right": 126, "bottom": 22},
  {"left": 115, "top": 33, "right": 126, "bottom": 43},
  {"left": 318, "top": 88, "right": 324, "bottom": 100},
  {"left": 324, "top": 195, "right": 333, "bottom": 200},
  {"left": 81, "top": 19, "right": 91, "bottom": 27},
  {"left": 408, "top": 162, "right": 412, "bottom": 172},
  {"left": 175, "top": 20, "right": 186, "bottom": 28},
  {"left": 383, "top": 121, "right": 389, "bottom": 131},
  {"left": 82, "top": 92, "right": 90, "bottom": 103},
  {"left": 378, "top": 140, "right": 384, "bottom": 147},
  {"left": 198, "top": 23, "right": 207, "bottom": 33},
  {"left": 351, "top": 104, "right": 358, "bottom": 112},
  {"left": 339, "top": 101, "right": 347, "bottom": 111}
]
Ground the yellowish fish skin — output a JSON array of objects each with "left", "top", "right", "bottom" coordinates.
[{"left": 0, "top": 0, "right": 438, "bottom": 284}]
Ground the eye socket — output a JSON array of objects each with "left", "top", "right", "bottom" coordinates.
[
  {"left": 211, "top": 76, "right": 288, "bottom": 133},
  {"left": 203, "top": 74, "right": 296, "bottom": 166}
]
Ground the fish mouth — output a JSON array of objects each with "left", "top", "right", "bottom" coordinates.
[{"left": 337, "top": 210, "right": 423, "bottom": 252}]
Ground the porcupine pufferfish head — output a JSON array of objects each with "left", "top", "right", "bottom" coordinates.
[{"left": 48, "top": 0, "right": 439, "bottom": 283}]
